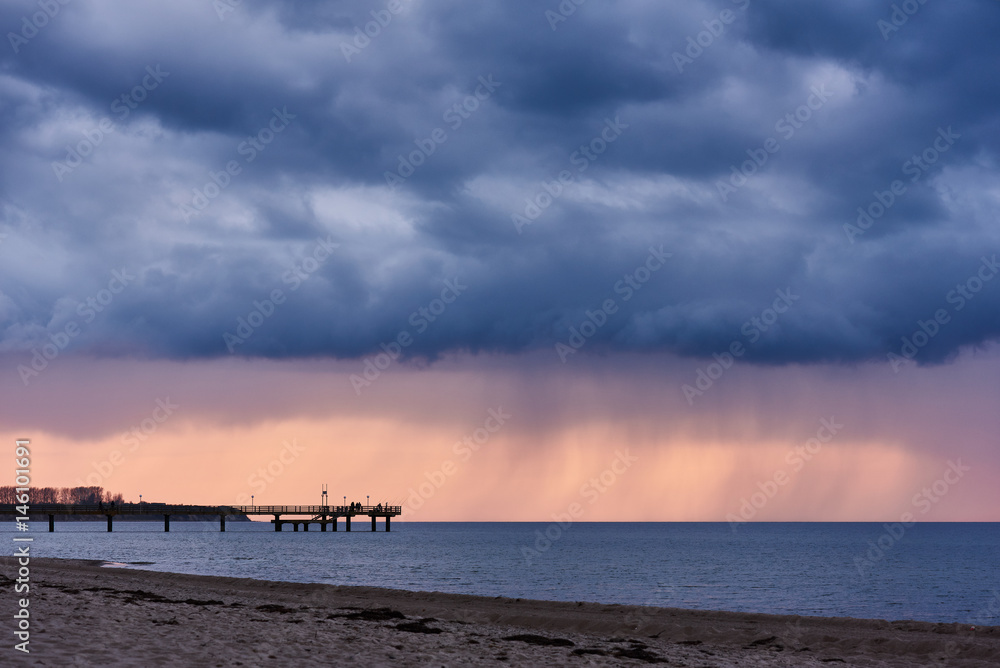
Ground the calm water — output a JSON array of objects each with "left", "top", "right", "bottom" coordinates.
[{"left": 10, "top": 522, "right": 999, "bottom": 624}]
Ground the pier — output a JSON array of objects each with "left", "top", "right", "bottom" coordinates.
[
  {"left": 0, "top": 504, "right": 402, "bottom": 532},
  {"left": 250, "top": 505, "right": 401, "bottom": 532}
]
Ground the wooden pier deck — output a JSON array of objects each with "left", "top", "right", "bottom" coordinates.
[{"left": 0, "top": 503, "right": 402, "bottom": 532}]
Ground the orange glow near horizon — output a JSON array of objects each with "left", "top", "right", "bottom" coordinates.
[
  {"left": 18, "top": 415, "right": 989, "bottom": 522},
  {"left": 4, "top": 350, "right": 998, "bottom": 522}
]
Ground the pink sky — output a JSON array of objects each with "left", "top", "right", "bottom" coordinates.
[{"left": 4, "top": 347, "right": 998, "bottom": 521}]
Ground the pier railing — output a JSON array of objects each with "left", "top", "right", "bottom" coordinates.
[
  {"left": 0, "top": 504, "right": 402, "bottom": 516},
  {"left": 0, "top": 503, "right": 238, "bottom": 515},
  {"left": 235, "top": 505, "right": 402, "bottom": 515}
]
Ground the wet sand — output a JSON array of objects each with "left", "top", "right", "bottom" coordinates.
[{"left": 2, "top": 557, "right": 998, "bottom": 666}]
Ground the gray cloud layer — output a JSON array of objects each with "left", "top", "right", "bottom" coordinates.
[{"left": 1, "top": 0, "right": 999, "bottom": 368}]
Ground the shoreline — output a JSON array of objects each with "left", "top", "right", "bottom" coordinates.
[{"left": 3, "top": 557, "right": 999, "bottom": 666}]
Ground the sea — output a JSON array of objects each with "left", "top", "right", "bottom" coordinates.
[{"left": 10, "top": 521, "right": 999, "bottom": 625}]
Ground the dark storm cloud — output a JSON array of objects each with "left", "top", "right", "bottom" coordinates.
[{"left": 1, "top": 0, "right": 999, "bottom": 369}]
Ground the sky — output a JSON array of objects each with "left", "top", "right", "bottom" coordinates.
[{"left": 1, "top": 0, "right": 998, "bottom": 520}]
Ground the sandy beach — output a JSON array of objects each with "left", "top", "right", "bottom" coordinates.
[{"left": 2, "top": 557, "right": 998, "bottom": 667}]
